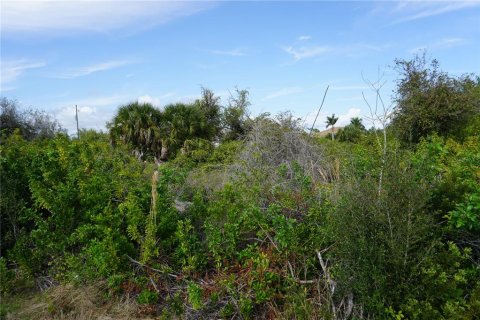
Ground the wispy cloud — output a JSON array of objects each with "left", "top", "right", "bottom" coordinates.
[
  {"left": 409, "top": 37, "right": 469, "bottom": 53},
  {"left": 298, "top": 35, "right": 311, "bottom": 41},
  {"left": 437, "top": 38, "right": 468, "bottom": 48},
  {"left": 1, "top": 1, "right": 216, "bottom": 34},
  {"left": 283, "top": 42, "right": 389, "bottom": 61},
  {"left": 263, "top": 87, "right": 303, "bottom": 100},
  {"left": 208, "top": 48, "right": 247, "bottom": 57},
  {"left": 283, "top": 46, "right": 331, "bottom": 61},
  {"left": 1, "top": 59, "right": 46, "bottom": 85},
  {"left": 390, "top": 1, "right": 480, "bottom": 24},
  {"left": 53, "top": 60, "right": 131, "bottom": 79}
]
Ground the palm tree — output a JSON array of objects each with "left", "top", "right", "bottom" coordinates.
[
  {"left": 161, "top": 103, "right": 208, "bottom": 159},
  {"left": 350, "top": 117, "right": 365, "bottom": 130},
  {"left": 326, "top": 113, "right": 339, "bottom": 140},
  {"left": 108, "top": 102, "right": 162, "bottom": 160}
]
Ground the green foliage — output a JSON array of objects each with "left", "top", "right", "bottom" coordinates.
[
  {"left": 137, "top": 289, "right": 159, "bottom": 304},
  {"left": 208, "top": 140, "right": 243, "bottom": 164},
  {"left": 187, "top": 282, "right": 203, "bottom": 310},
  {"left": 413, "top": 134, "right": 480, "bottom": 236},
  {"left": 195, "top": 87, "right": 222, "bottom": 141},
  {"left": 449, "top": 193, "right": 480, "bottom": 232},
  {"left": 392, "top": 54, "right": 480, "bottom": 144},
  {"left": 325, "top": 113, "right": 339, "bottom": 140},
  {"left": 162, "top": 103, "right": 209, "bottom": 155},
  {"left": 222, "top": 88, "right": 252, "bottom": 141},
  {"left": 0, "top": 97, "right": 65, "bottom": 141},
  {"left": 107, "top": 88, "right": 250, "bottom": 161},
  {"left": 1, "top": 132, "right": 153, "bottom": 282},
  {"left": 204, "top": 184, "right": 256, "bottom": 266},
  {"left": 175, "top": 219, "right": 205, "bottom": 274},
  {"left": 399, "top": 242, "right": 480, "bottom": 319},
  {"left": 338, "top": 117, "right": 367, "bottom": 143},
  {"left": 178, "top": 138, "right": 214, "bottom": 165},
  {"left": 141, "top": 167, "right": 178, "bottom": 263},
  {"left": 108, "top": 102, "right": 163, "bottom": 160},
  {"left": 2, "top": 58, "right": 479, "bottom": 319},
  {"left": 327, "top": 148, "right": 433, "bottom": 315},
  {"left": 0, "top": 257, "right": 14, "bottom": 295},
  {"left": 239, "top": 294, "right": 254, "bottom": 318},
  {"left": 325, "top": 113, "right": 338, "bottom": 128}
]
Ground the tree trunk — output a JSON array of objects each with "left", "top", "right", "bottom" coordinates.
[{"left": 160, "top": 142, "right": 168, "bottom": 161}]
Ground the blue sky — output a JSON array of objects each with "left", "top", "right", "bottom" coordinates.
[{"left": 1, "top": 1, "right": 479, "bottom": 134}]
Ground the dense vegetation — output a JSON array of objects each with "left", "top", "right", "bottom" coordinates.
[{"left": 1, "top": 56, "right": 479, "bottom": 319}]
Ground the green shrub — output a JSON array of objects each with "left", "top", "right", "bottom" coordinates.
[
  {"left": 137, "top": 289, "right": 159, "bottom": 304},
  {"left": 187, "top": 283, "right": 203, "bottom": 310},
  {"left": 0, "top": 257, "right": 14, "bottom": 295},
  {"left": 175, "top": 219, "right": 206, "bottom": 274},
  {"left": 399, "top": 242, "right": 480, "bottom": 319},
  {"left": 326, "top": 150, "right": 433, "bottom": 315}
]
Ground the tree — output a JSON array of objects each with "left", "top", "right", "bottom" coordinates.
[
  {"left": 350, "top": 117, "right": 365, "bottom": 130},
  {"left": 195, "top": 87, "right": 222, "bottom": 141},
  {"left": 326, "top": 113, "right": 338, "bottom": 140},
  {"left": 338, "top": 117, "right": 366, "bottom": 143},
  {"left": 162, "top": 103, "right": 208, "bottom": 159},
  {"left": 108, "top": 102, "right": 162, "bottom": 160},
  {"left": 392, "top": 54, "right": 480, "bottom": 144},
  {"left": 222, "top": 88, "right": 251, "bottom": 141},
  {"left": 0, "top": 97, "right": 64, "bottom": 140}
]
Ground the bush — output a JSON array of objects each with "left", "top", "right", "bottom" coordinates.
[
  {"left": 392, "top": 54, "right": 480, "bottom": 144},
  {"left": 1, "top": 132, "right": 155, "bottom": 285},
  {"left": 0, "top": 97, "right": 65, "bottom": 141},
  {"left": 326, "top": 148, "right": 433, "bottom": 315}
]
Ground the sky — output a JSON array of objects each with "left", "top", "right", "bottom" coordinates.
[{"left": 1, "top": 0, "right": 479, "bottom": 134}]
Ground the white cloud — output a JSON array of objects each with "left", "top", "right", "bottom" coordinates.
[
  {"left": 283, "top": 46, "right": 331, "bottom": 61},
  {"left": 208, "top": 48, "right": 247, "bottom": 57},
  {"left": 263, "top": 87, "right": 304, "bottom": 100},
  {"left": 138, "top": 95, "right": 161, "bottom": 107},
  {"left": 336, "top": 108, "right": 362, "bottom": 128},
  {"left": 304, "top": 107, "right": 362, "bottom": 130},
  {"left": 283, "top": 42, "right": 389, "bottom": 61},
  {"left": 54, "top": 94, "right": 127, "bottom": 134},
  {"left": 52, "top": 60, "right": 131, "bottom": 79},
  {"left": 304, "top": 107, "right": 362, "bottom": 131},
  {"left": 1, "top": 59, "right": 46, "bottom": 85},
  {"left": 1, "top": 1, "right": 216, "bottom": 34},
  {"left": 56, "top": 105, "right": 113, "bottom": 134},
  {"left": 298, "top": 35, "right": 311, "bottom": 41},
  {"left": 137, "top": 92, "right": 178, "bottom": 107}
]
